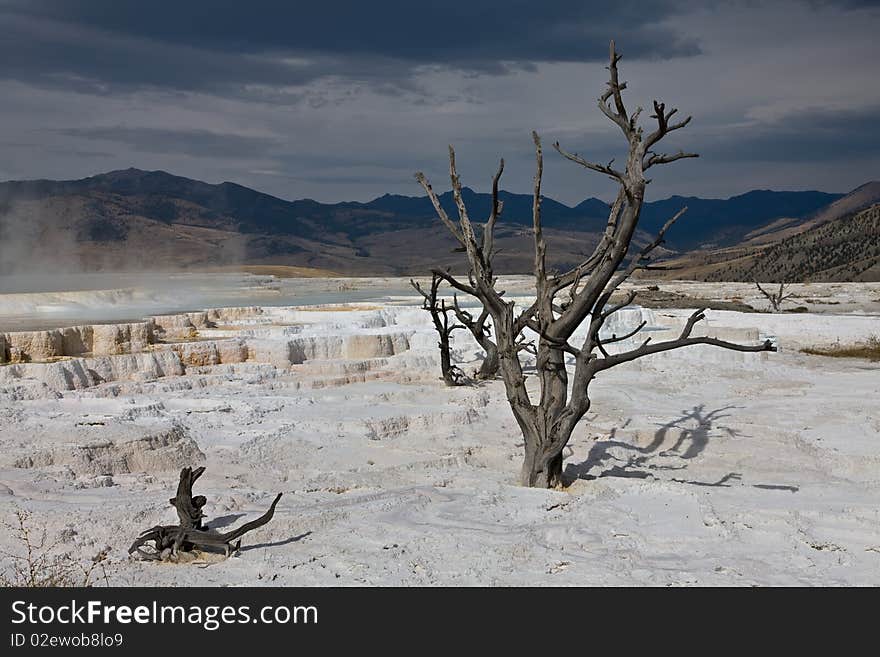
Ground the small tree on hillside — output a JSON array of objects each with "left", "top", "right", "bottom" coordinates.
[
  {"left": 415, "top": 41, "right": 775, "bottom": 488},
  {"left": 755, "top": 281, "right": 794, "bottom": 312}
]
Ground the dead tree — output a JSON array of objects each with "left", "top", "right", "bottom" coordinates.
[
  {"left": 411, "top": 274, "right": 467, "bottom": 386},
  {"left": 755, "top": 281, "right": 794, "bottom": 312},
  {"left": 129, "top": 466, "right": 282, "bottom": 560},
  {"left": 452, "top": 295, "right": 499, "bottom": 379},
  {"left": 415, "top": 41, "right": 775, "bottom": 488}
]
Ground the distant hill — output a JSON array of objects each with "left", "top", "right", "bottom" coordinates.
[
  {"left": 0, "top": 168, "right": 612, "bottom": 238},
  {"left": 0, "top": 168, "right": 615, "bottom": 275},
  {"left": 742, "top": 204, "right": 880, "bottom": 282},
  {"left": 638, "top": 189, "right": 842, "bottom": 249},
  {"left": 652, "top": 183, "right": 880, "bottom": 282},
  {"left": 0, "top": 167, "right": 856, "bottom": 277}
]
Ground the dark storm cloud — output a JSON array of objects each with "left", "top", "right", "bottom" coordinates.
[
  {"left": 547, "top": 103, "right": 880, "bottom": 175},
  {"left": 810, "top": 0, "right": 880, "bottom": 6},
  {"left": 0, "top": 0, "right": 701, "bottom": 95},
  {"left": 0, "top": 11, "right": 326, "bottom": 96},
  {"left": 59, "top": 127, "right": 275, "bottom": 158},
  {"left": 702, "top": 106, "right": 880, "bottom": 163},
  {"left": 0, "top": 0, "right": 878, "bottom": 201}
]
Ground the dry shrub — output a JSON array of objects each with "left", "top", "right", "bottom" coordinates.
[
  {"left": 802, "top": 335, "right": 880, "bottom": 362},
  {"left": 0, "top": 509, "right": 110, "bottom": 587}
]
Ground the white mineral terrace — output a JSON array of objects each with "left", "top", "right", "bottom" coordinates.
[{"left": 0, "top": 276, "right": 878, "bottom": 585}]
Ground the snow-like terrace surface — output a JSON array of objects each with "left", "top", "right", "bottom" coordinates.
[{"left": 0, "top": 279, "right": 878, "bottom": 585}]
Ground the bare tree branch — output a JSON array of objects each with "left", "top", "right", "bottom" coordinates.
[
  {"left": 531, "top": 131, "right": 547, "bottom": 300},
  {"left": 644, "top": 150, "right": 699, "bottom": 169},
  {"left": 598, "top": 40, "right": 631, "bottom": 136},
  {"left": 644, "top": 100, "right": 693, "bottom": 151},
  {"left": 595, "top": 307, "right": 775, "bottom": 371},
  {"left": 550, "top": 190, "right": 626, "bottom": 295},
  {"left": 482, "top": 158, "right": 505, "bottom": 260},
  {"left": 415, "top": 171, "right": 464, "bottom": 245},
  {"left": 452, "top": 294, "right": 499, "bottom": 379},
  {"left": 599, "top": 206, "right": 688, "bottom": 301},
  {"left": 601, "top": 320, "right": 648, "bottom": 345},
  {"left": 553, "top": 142, "right": 625, "bottom": 183}
]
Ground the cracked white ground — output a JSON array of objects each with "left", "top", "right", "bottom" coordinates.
[{"left": 1, "top": 275, "right": 878, "bottom": 585}]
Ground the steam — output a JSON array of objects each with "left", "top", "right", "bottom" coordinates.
[
  {"left": 0, "top": 272, "right": 416, "bottom": 332},
  {"left": 0, "top": 192, "right": 251, "bottom": 285},
  {"left": 0, "top": 198, "right": 84, "bottom": 277}
]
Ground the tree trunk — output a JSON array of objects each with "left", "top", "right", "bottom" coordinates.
[
  {"left": 476, "top": 340, "right": 499, "bottom": 379},
  {"left": 519, "top": 428, "right": 568, "bottom": 488},
  {"left": 507, "top": 342, "right": 574, "bottom": 488},
  {"left": 415, "top": 41, "right": 774, "bottom": 491},
  {"left": 439, "top": 335, "right": 460, "bottom": 386}
]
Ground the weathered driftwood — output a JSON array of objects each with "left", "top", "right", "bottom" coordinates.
[
  {"left": 129, "top": 466, "right": 282, "bottom": 561},
  {"left": 170, "top": 464, "right": 207, "bottom": 529}
]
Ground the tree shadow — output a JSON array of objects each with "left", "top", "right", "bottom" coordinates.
[
  {"left": 563, "top": 404, "right": 741, "bottom": 484},
  {"left": 671, "top": 472, "right": 742, "bottom": 487},
  {"left": 752, "top": 483, "right": 799, "bottom": 493},
  {"left": 240, "top": 531, "right": 313, "bottom": 552},
  {"left": 205, "top": 513, "right": 246, "bottom": 530}
]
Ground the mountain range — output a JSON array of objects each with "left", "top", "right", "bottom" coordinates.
[
  {"left": 653, "top": 182, "right": 880, "bottom": 282},
  {"left": 0, "top": 167, "right": 876, "bottom": 280}
]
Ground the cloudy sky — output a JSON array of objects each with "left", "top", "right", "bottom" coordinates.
[{"left": 1, "top": 0, "right": 878, "bottom": 204}]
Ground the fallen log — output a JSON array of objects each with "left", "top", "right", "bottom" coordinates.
[{"left": 129, "top": 466, "right": 282, "bottom": 561}]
